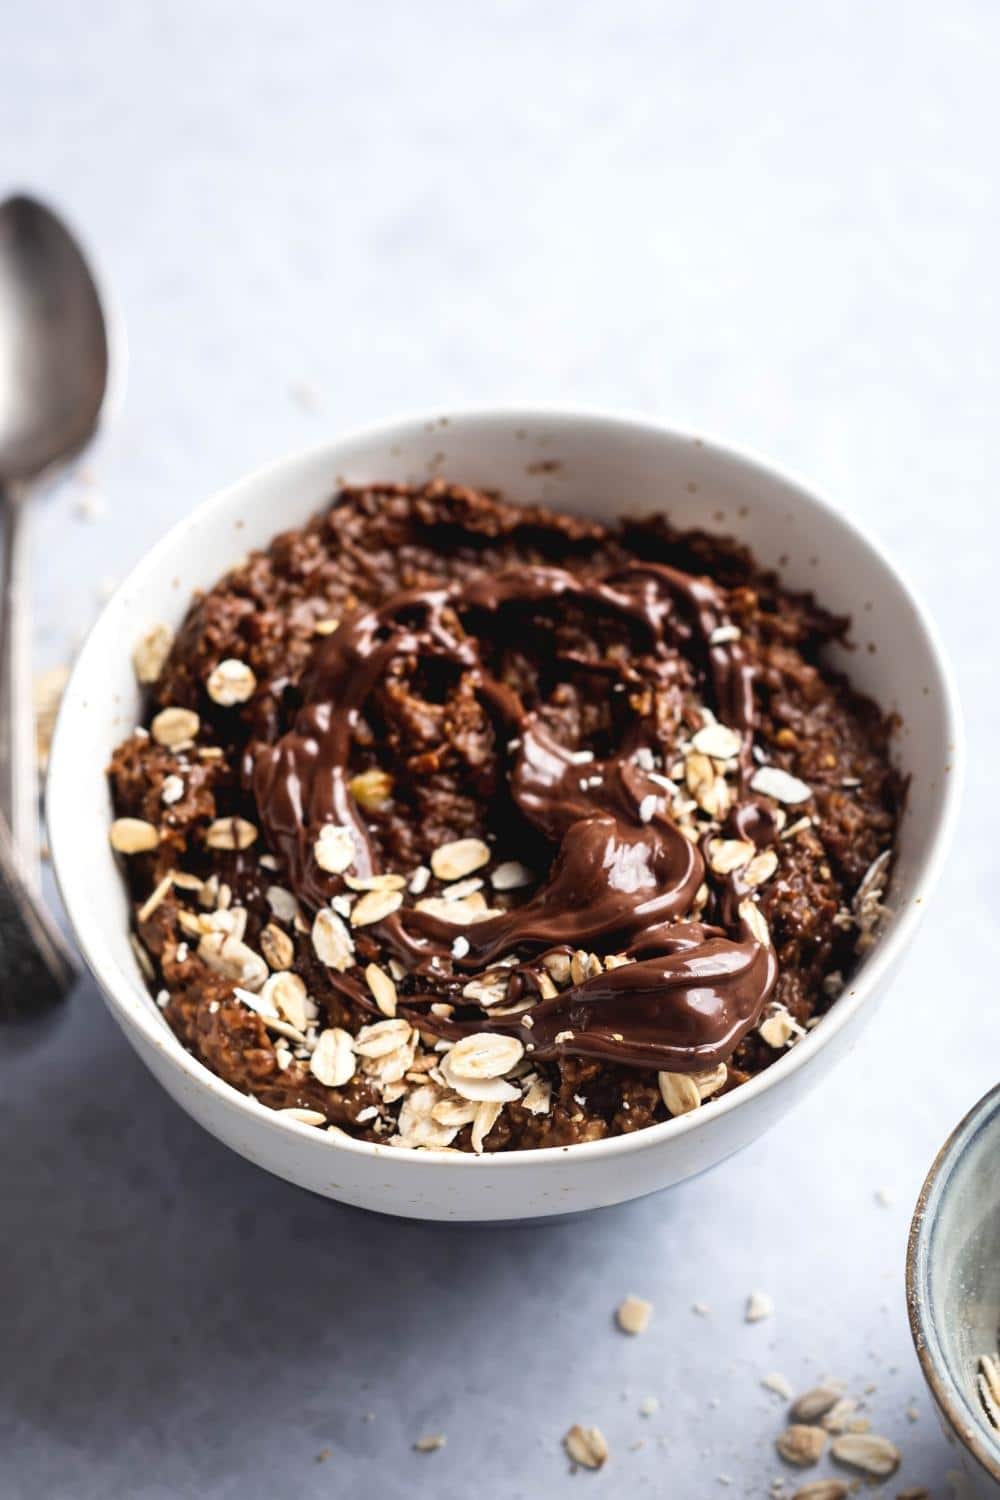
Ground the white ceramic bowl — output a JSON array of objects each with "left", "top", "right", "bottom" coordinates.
[
  {"left": 48, "top": 408, "right": 963, "bottom": 1222},
  {"left": 908, "top": 1085, "right": 1000, "bottom": 1495}
]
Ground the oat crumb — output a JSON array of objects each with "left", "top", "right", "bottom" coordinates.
[
  {"left": 563, "top": 1424, "right": 609, "bottom": 1470},
  {"left": 616, "top": 1294, "right": 653, "bottom": 1336},
  {"left": 746, "top": 1290, "right": 775, "bottom": 1323},
  {"left": 413, "top": 1433, "right": 446, "bottom": 1453}
]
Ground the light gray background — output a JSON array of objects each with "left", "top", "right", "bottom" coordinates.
[{"left": 1, "top": 3, "right": 995, "bottom": 1495}]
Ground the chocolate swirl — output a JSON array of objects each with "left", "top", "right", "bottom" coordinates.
[{"left": 251, "top": 561, "right": 777, "bottom": 1072}]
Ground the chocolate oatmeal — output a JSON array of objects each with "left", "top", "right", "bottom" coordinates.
[{"left": 108, "top": 480, "right": 900, "bottom": 1153}]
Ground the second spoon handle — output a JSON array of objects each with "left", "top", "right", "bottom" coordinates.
[{"left": 0, "top": 482, "right": 39, "bottom": 889}]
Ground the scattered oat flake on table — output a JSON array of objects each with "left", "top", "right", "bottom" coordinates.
[
  {"left": 413, "top": 1433, "right": 446, "bottom": 1453},
  {"left": 746, "top": 1290, "right": 774, "bottom": 1322},
  {"left": 790, "top": 1386, "right": 841, "bottom": 1422},
  {"left": 819, "top": 1397, "right": 857, "bottom": 1433},
  {"left": 563, "top": 1424, "right": 609, "bottom": 1470},
  {"left": 829, "top": 1432, "right": 900, "bottom": 1477},
  {"left": 692, "top": 1301, "right": 710, "bottom": 1316},
  {"left": 761, "top": 1372, "right": 794, "bottom": 1399},
  {"left": 638, "top": 1395, "right": 659, "bottom": 1417},
  {"left": 789, "top": 1483, "right": 848, "bottom": 1500},
  {"left": 775, "top": 1425, "right": 826, "bottom": 1466},
  {"left": 616, "top": 1294, "right": 653, "bottom": 1335},
  {"left": 874, "top": 1187, "right": 894, "bottom": 1207}
]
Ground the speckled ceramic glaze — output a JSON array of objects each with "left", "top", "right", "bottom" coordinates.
[
  {"left": 47, "top": 408, "right": 963, "bottom": 1221},
  {"left": 908, "top": 1085, "right": 1000, "bottom": 1495}
]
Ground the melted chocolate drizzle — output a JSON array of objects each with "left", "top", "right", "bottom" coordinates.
[{"left": 251, "top": 561, "right": 777, "bottom": 1072}]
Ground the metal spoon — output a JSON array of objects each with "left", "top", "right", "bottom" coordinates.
[{"left": 0, "top": 193, "right": 116, "bottom": 1015}]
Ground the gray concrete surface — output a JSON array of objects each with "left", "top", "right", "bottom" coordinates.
[{"left": 2, "top": 3, "right": 996, "bottom": 1494}]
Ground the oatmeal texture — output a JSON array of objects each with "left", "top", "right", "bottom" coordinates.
[{"left": 109, "top": 480, "right": 899, "bottom": 1153}]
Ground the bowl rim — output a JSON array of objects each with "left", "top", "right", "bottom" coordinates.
[
  {"left": 47, "top": 402, "right": 966, "bottom": 1171},
  {"left": 906, "top": 1082, "right": 1000, "bottom": 1484}
]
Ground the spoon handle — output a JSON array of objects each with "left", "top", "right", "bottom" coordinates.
[
  {"left": 0, "top": 810, "right": 77, "bottom": 1016},
  {"left": 0, "top": 484, "right": 39, "bottom": 888}
]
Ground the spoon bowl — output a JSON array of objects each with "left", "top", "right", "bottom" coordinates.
[{"left": 0, "top": 194, "right": 110, "bottom": 480}]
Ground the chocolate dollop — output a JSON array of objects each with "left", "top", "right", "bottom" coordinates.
[{"left": 251, "top": 560, "right": 777, "bottom": 1072}]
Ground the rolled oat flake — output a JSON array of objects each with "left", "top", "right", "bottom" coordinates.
[
  {"left": 775, "top": 1424, "right": 826, "bottom": 1466},
  {"left": 829, "top": 1432, "right": 901, "bottom": 1478},
  {"left": 563, "top": 1425, "right": 609, "bottom": 1470}
]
